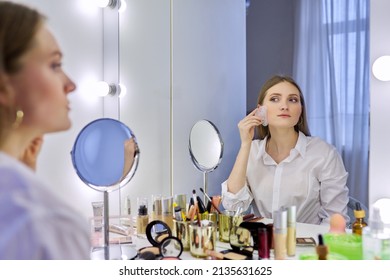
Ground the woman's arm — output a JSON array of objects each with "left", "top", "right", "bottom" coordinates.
[
  {"left": 318, "top": 147, "right": 350, "bottom": 224},
  {"left": 227, "top": 108, "right": 262, "bottom": 194}
]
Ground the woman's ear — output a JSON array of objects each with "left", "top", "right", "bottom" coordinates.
[{"left": 0, "top": 73, "right": 15, "bottom": 106}]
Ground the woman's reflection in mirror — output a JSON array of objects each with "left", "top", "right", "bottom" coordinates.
[
  {"left": 121, "top": 137, "right": 138, "bottom": 180},
  {"left": 222, "top": 75, "right": 349, "bottom": 226},
  {"left": 0, "top": 2, "right": 90, "bottom": 259}
]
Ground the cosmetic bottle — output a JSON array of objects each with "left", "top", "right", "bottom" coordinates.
[
  {"left": 273, "top": 208, "right": 287, "bottom": 260},
  {"left": 352, "top": 202, "right": 367, "bottom": 236},
  {"left": 152, "top": 195, "right": 162, "bottom": 222},
  {"left": 316, "top": 234, "right": 328, "bottom": 260},
  {"left": 137, "top": 198, "right": 149, "bottom": 235},
  {"left": 162, "top": 196, "right": 173, "bottom": 230},
  {"left": 258, "top": 227, "right": 270, "bottom": 259},
  {"left": 362, "top": 207, "right": 390, "bottom": 260},
  {"left": 287, "top": 205, "right": 296, "bottom": 257}
]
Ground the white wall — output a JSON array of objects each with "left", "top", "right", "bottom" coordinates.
[{"left": 369, "top": 0, "right": 390, "bottom": 209}]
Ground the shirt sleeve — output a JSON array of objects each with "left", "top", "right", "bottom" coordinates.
[
  {"left": 318, "top": 147, "right": 350, "bottom": 225},
  {"left": 221, "top": 180, "right": 253, "bottom": 212}
]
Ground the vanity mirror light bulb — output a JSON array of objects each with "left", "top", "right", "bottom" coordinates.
[
  {"left": 94, "top": 81, "right": 117, "bottom": 97},
  {"left": 118, "top": 83, "right": 127, "bottom": 98},
  {"left": 96, "top": 0, "right": 117, "bottom": 8},
  {"left": 372, "top": 55, "right": 390, "bottom": 82}
]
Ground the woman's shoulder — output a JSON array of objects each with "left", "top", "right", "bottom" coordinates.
[{"left": 305, "top": 135, "right": 338, "bottom": 154}]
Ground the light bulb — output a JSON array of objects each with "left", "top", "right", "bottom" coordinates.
[
  {"left": 94, "top": 81, "right": 117, "bottom": 97},
  {"left": 96, "top": 0, "right": 116, "bottom": 8},
  {"left": 372, "top": 55, "right": 390, "bottom": 82},
  {"left": 373, "top": 198, "right": 390, "bottom": 225},
  {"left": 119, "top": 83, "right": 127, "bottom": 98},
  {"left": 119, "top": 0, "right": 127, "bottom": 13}
]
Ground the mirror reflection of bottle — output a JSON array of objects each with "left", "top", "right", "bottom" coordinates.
[
  {"left": 287, "top": 205, "right": 296, "bottom": 257},
  {"left": 258, "top": 227, "right": 270, "bottom": 259},
  {"left": 273, "top": 208, "right": 287, "bottom": 260},
  {"left": 352, "top": 202, "right": 367, "bottom": 235},
  {"left": 137, "top": 197, "right": 149, "bottom": 235},
  {"left": 152, "top": 195, "right": 162, "bottom": 222},
  {"left": 162, "top": 196, "right": 173, "bottom": 230}
]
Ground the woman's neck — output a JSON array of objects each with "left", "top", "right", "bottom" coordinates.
[
  {"left": 266, "top": 129, "right": 299, "bottom": 163},
  {"left": 0, "top": 129, "right": 36, "bottom": 159}
]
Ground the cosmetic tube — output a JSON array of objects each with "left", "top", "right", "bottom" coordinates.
[
  {"left": 273, "top": 208, "right": 287, "bottom": 260},
  {"left": 92, "top": 201, "right": 104, "bottom": 232},
  {"left": 287, "top": 205, "right": 296, "bottom": 257}
]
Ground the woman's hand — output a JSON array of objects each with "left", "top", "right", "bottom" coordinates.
[
  {"left": 20, "top": 135, "right": 44, "bottom": 171},
  {"left": 238, "top": 108, "right": 262, "bottom": 147}
]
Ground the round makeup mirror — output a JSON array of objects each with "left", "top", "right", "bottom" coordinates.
[
  {"left": 189, "top": 120, "right": 223, "bottom": 199},
  {"left": 71, "top": 118, "right": 140, "bottom": 260},
  {"left": 71, "top": 118, "right": 139, "bottom": 192}
]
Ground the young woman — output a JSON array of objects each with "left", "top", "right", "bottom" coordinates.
[
  {"left": 222, "top": 75, "right": 349, "bottom": 225},
  {"left": 0, "top": 1, "right": 90, "bottom": 259}
]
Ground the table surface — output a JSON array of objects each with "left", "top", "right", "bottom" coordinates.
[{"left": 107, "top": 218, "right": 331, "bottom": 260}]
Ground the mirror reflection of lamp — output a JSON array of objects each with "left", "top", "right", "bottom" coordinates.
[
  {"left": 96, "top": 0, "right": 117, "bottom": 8},
  {"left": 372, "top": 55, "right": 390, "bottom": 81},
  {"left": 373, "top": 198, "right": 390, "bottom": 225},
  {"left": 95, "top": 0, "right": 126, "bottom": 11}
]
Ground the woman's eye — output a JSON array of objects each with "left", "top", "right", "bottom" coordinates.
[
  {"left": 270, "top": 97, "right": 279, "bottom": 102},
  {"left": 51, "top": 62, "right": 62, "bottom": 71},
  {"left": 289, "top": 98, "right": 299, "bottom": 103}
]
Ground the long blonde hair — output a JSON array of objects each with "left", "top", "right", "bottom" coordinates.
[{"left": 256, "top": 75, "right": 311, "bottom": 139}]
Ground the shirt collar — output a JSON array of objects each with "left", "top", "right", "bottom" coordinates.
[{"left": 259, "top": 131, "right": 308, "bottom": 163}]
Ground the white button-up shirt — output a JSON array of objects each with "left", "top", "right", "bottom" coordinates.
[
  {"left": 222, "top": 132, "right": 349, "bottom": 225},
  {"left": 0, "top": 152, "right": 90, "bottom": 259}
]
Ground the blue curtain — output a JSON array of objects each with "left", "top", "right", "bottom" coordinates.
[{"left": 293, "top": 0, "right": 370, "bottom": 207}]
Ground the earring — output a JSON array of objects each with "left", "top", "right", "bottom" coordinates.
[{"left": 12, "top": 109, "right": 24, "bottom": 128}]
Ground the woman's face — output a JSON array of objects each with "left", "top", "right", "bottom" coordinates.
[
  {"left": 262, "top": 81, "right": 302, "bottom": 129},
  {"left": 8, "top": 25, "right": 75, "bottom": 134}
]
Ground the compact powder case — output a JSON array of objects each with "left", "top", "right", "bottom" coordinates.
[{"left": 138, "top": 220, "right": 183, "bottom": 260}]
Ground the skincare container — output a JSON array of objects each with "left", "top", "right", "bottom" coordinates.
[
  {"left": 162, "top": 196, "right": 173, "bottom": 230},
  {"left": 352, "top": 202, "right": 367, "bottom": 235},
  {"left": 137, "top": 197, "right": 149, "bottom": 235},
  {"left": 152, "top": 195, "right": 162, "bottom": 222},
  {"left": 316, "top": 234, "right": 328, "bottom": 260},
  {"left": 258, "top": 227, "right": 270, "bottom": 259},
  {"left": 287, "top": 205, "right": 296, "bottom": 256},
  {"left": 273, "top": 208, "right": 287, "bottom": 260},
  {"left": 362, "top": 207, "right": 390, "bottom": 260},
  {"left": 92, "top": 201, "right": 104, "bottom": 232}
]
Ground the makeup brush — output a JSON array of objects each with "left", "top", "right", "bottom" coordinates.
[{"left": 199, "top": 188, "right": 222, "bottom": 214}]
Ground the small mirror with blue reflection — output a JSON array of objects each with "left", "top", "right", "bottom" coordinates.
[{"left": 71, "top": 118, "right": 139, "bottom": 192}]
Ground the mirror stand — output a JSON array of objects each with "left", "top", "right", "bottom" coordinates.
[
  {"left": 103, "top": 191, "right": 110, "bottom": 260},
  {"left": 202, "top": 171, "right": 208, "bottom": 203},
  {"left": 71, "top": 118, "right": 140, "bottom": 260}
]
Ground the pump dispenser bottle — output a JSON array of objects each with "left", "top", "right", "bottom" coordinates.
[
  {"left": 137, "top": 198, "right": 149, "bottom": 235},
  {"left": 362, "top": 207, "right": 390, "bottom": 260},
  {"left": 287, "top": 206, "right": 296, "bottom": 257},
  {"left": 273, "top": 208, "right": 287, "bottom": 260},
  {"left": 352, "top": 202, "right": 367, "bottom": 235}
]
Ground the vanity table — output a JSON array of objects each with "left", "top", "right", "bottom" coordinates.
[{"left": 118, "top": 218, "right": 330, "bottom": 260}]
